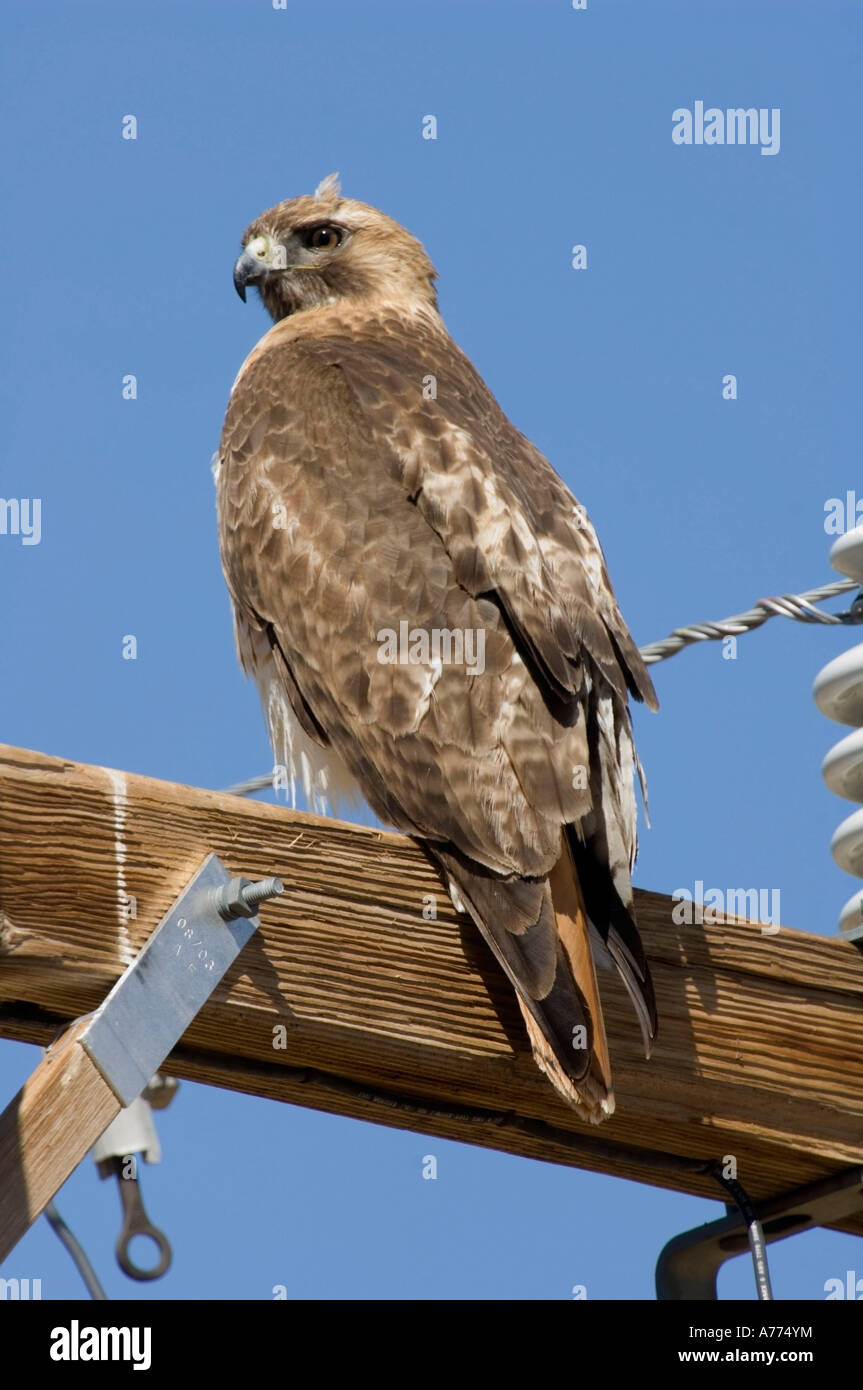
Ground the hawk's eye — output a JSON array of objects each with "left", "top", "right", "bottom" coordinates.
[{"left": 303, "top": 225, "right": 343, "bottom": 250}]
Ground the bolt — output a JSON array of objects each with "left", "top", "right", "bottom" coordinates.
[{"left": 213, "top": 875, "right": 284, "bottom": 922}]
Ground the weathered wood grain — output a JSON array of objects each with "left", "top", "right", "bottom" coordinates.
[
  {"left": 0, "top": 1018, "right": 120, "bottom": 1259},
  {"left": 2, "top": 743, "right": 863, "bottom": 1233}
]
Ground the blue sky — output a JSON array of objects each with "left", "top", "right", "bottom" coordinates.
[{"left": 1, "top": 0, "right": 862, "bottom": 1300}]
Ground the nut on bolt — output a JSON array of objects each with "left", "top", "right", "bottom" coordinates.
[{"left": 213, "top": 875, "right": 284, "bottom": 922}]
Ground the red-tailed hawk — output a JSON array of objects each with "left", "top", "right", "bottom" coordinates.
[{"left": 217, "top": 174, "right": 658, "bottom": 1122}]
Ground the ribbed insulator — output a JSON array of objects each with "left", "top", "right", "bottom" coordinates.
[{"left": 814, "top": 525, "right": 863, "bottom": 939}]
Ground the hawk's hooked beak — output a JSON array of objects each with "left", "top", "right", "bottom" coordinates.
[{"left": 233, "top": 247, "right": 269, "bottom": 302}]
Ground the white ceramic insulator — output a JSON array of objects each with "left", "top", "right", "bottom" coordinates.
[
  {"left": 838, "top": 888, "right": 863, "bottom": 942},
  {"left": 91, "top": 1096, "right": 161, "bottom": 1165},
  {"left": 831, "top": 806, "right": 863, "bottom": 878},
  {"left": 830, "top": 524, "right": 863, "bottom": 584},
  {"left": 813, "top": 643, "right": 863, "bottom": 726},
  {"left": 818, "top": 525, "right": 863, "bottom": 938},
  {"left": 821, "top": 726, "right": 863, "bottom": 801}
]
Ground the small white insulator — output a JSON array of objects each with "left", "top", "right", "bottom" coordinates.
[
  {"left": 830, "top": 526, "right": 863, "bottom": 584},
  {"left": 91, "top": 1096, "right": 161, "bottom": 1165},
  {"left": 838, "top": 888, "right": 863, "bottom": 940},
  {"left": 813, "top": 643, "right": 863, "bottom": 726},
  {"left": 831, "top": 805, "right": 863, "bottom": 878},
  {"left": 815, "top": 524, "right": 863, "bottom": 940},
  {"left": 821, "top": 726, "right": 863, "bottom": 801}
]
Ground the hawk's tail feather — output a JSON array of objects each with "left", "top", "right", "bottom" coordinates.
[
  {"left": 519, "top": 1006, "right": 613, "bottom": 1123},
  {"left": 430, "top": 840, "right": 614, "bottom": 1123},
  {"left": 606, "top": 927, "right": 656, "bottom": 1060},
  {"left": 544, "top": 838, "right": 614, "bottom": 1119},
  {"left": 567, "top": 827, "right": 657, "bottom": 1057}
]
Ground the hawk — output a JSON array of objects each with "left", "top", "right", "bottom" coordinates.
[{"left": 217, "top": 174, "right": 658, "bottom": 1122}]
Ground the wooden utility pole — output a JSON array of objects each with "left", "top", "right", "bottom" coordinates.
[
  {"left": 0, "top": 1019, "right": 121, "bottom": 1258},
  {"left": 2, "top": 742, "right": 863, "bottom": 1246}
]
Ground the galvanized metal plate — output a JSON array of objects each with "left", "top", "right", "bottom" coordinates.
[{"left": 81, "top": 854, "right": 257, "bottom": 1106}]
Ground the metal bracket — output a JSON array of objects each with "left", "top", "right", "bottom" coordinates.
[
  {"left": 80, "top": 853, "right": 280, "bottom": 1107},
  {"left": 656, "top": 1166, "right": 863, "bottom": 1299}
]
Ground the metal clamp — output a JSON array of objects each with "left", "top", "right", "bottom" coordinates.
[{"left": 656, "top": 1166, "right": 863, "bottom": 1299}]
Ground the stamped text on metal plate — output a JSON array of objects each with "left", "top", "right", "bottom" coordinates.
[{"left": 81, "top": 854, "right": 257, "bottom": 1106}]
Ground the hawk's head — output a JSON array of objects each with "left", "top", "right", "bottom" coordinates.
[{"left": 233, "top": 174, "right": 439, "bottom": 322}]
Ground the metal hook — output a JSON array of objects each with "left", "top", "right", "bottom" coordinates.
[{"left": 102, "top": 1155, "right": 172, "bottom": 1281}]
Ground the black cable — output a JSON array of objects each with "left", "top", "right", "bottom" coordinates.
[
  {"left": 708, "top": 1164, "right": 774, "bottom": 1300},
  {"left": 44, "top": 1200, "right": 108, "bottom": 1301}
]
